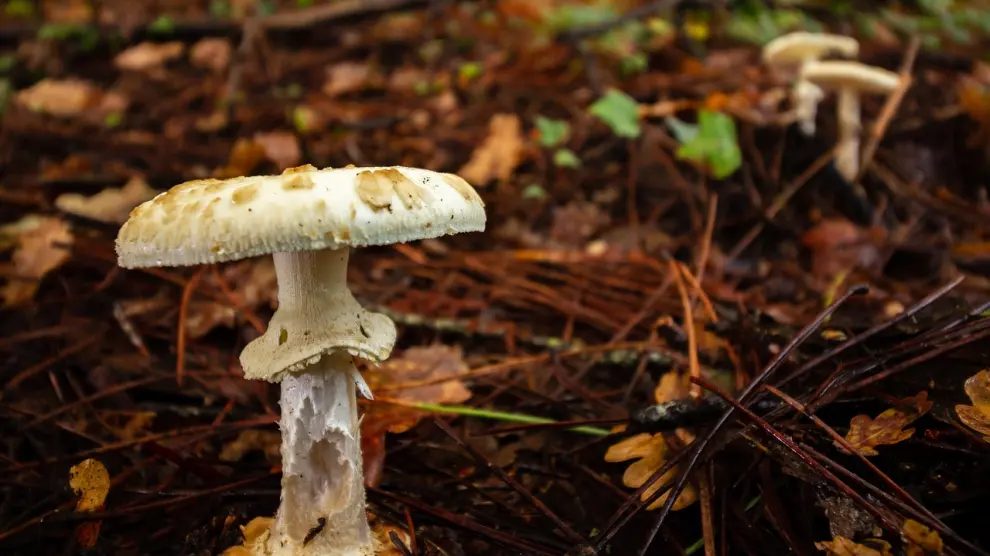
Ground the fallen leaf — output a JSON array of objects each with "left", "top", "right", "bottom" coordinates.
[
  {"left": 955, "top": 370, "right": 990, "bottom": 442},
  {"left": 114, "top": 41, "right": 184, "bottom": 72},
  {"left": 549, "top": 200, "right": 610, "bottom": 248},
  {"left": 815, "top": 537, "right": 892, "bottom": 556},
  {"left": 458, "top": 113, "right": 524, "bottom": 186},
  {"left": 841, "top": 392, "right": 932, "bottom": 456},
  {"left": 589, "top": 89, "right": 641, "bottom": 139},
  {"left": 365, "top": 345, "right": 472, "bottom": 433},
  {"left": 604, "top": 431, "right": 697, "bottom": 511},
  {"left": 215, "top": 139, "right": 267, "bottom": 178},
  {"left": 223, "top": 516, "right": 273, "bottom": 556},
  {"left": 253, "top": 131, "right": 301, "bottom": 170},
  {"left": 323, "top": 61, "right": 378, "bottom": 97},
  {"left": 361, "top": 345, "right": 473, "bottom": 486},
  {"left": 116, "top": 411, "right": 156, "bottom": 441},
  {"left": 15, "top": 78, "right": 99, "bottom": 116},
  {"left": 1, "top": 216, "right": 73, "bottom": 307},
  {"left": 904, "top": 519, "right": 943, "bottom": 556},
  {"left": 220, "top": 430, "right": 281, "bottom": 464},
  {"left": 69, "top": 458, "right": 110, "bottom": 548},
  {"left": 186, "top": 301, "right": 236, "bottom": 339},
  {"left": 190, "top": 38, "right": 232, "bottom": 73},
  {"left": 55, "top": 176, "right": 159, "bottom": 224},
  {"left": 802, "top": 219, "right": 885, "bottom": 280}
]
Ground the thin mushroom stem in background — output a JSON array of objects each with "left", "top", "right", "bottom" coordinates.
[{"left": 835, "top": 88, "right": 862, "bottom": 182}]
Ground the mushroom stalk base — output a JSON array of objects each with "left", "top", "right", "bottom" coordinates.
[{"left": 265, "top": 353, "right": 374, "bottom": 556}]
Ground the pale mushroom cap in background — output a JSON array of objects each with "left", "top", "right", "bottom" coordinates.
[
  {"left": 762, "top": 31, "right": 859, "bottom": 66},
  {"left": 801, "top": 61, "right": 901, "bottom": 93},
  {"left": 115, "top": 165, "right": 487, "bottom": 268}
]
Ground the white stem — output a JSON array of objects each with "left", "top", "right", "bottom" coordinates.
[
  {"left": 247, "top": 248, "right": 378, "bottom": 556},
  {"left": 269, "top": 353, "right": 373, "bottom": 556},
  {"left": 835, "top": 88, "right": 861, "bottom": 182}
]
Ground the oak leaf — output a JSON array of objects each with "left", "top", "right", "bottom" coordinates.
[
  {"left": 457, "top": 113, "right": 524, "bottom": 186},
  {"left": 955, "top": 370, "right": 990, "bottom": 442},
  {"left": 841, "top": 392, "right": 932, "bottom": 456},
  {"left": 604, "top": 430, "right": 697, "bottom": 511}
]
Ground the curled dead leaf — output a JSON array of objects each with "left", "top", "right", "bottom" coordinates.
[
  {"left": 55, "top": 176, "right": 159, "bottom": 224},
  {"left": 253, "top": 131, "right": 302, "bottom": 171},
  {"left": 191, "top": 38, "right": 232, "bottom": 73},
  {"left": 954, "top": 370, "right": 990, "bottom": 442},
  {"left": 841, "top": 392, "right": 932, "bottom": 456},
  {"left": 457, "top": 113, "right": 524, "bottom": 186}
]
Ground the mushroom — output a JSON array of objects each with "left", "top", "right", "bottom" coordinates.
[
  {"left": 762, "top": 31, "right": 860, "bottom": 135},
  {"left": 801, "top": 61, "right": 900, "bottom": 182},
  {"left": 115, "top": 164, "right": 486, "bottom": 555}
]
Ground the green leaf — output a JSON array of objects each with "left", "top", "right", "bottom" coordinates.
[
  {"left": 209, "top": 0, "right": 231, "bottom": 18},
  {"left": 535, "top": 116, "right": 570, "bottom": 148},
  {"left": 673, "top": 110, "right": 741, "bottom": 179},
  {"left": 5, "top": 0, "right": 34, "bottom": 17},
  {"left": 148, "top": 16, "right": 175, "bottom": 36},
  {"left": 553, "top": 148, "right": 581, "bottom": 168},
  {"left": 522, "top": 183, "right": 548, "bottom": 200},
  {"left": 589, "top": 89, "right": 641, "bottom": 139},
  {"left": 664, "top": 116, "right": 699, "bottom": 144},
  {"left": 458, "top": 61, "right": 483, "bottom": 82}
]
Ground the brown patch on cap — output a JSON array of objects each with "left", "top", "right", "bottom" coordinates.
[
  {"left": 282, "top": 164, "right": 318, "bottom": 175},
  {"left": 282, "top": 173, "right": 315, "bottom": 191},
  {"left": 232, "top": 184, "right": 259, "bottom": 205},
  {"left": 442, "top": 173, "right": 482, "bottom": 204},
  {"left": 381, "top": 168, "right": 425, "bottom": 210},
  {"left": 356, "top": 170, "right": 393, "bottom": 210}
]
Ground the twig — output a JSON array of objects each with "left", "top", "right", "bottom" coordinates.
[
  {"left": 671, "top": 259, "right": 701, "bottom": 399},
  {"left": 176, "top": 267, "right": 206, "bottom": 387}
]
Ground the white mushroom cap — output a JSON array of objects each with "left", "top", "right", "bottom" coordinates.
[
  {"left": 762, "top": 32, "right": 859, "bottom": 66},
  {"left": 115, "top": 165, "right": 486, "bottom": 268},
  {"left": 801, "top": 61, "right": 900, "bottom": 93}
]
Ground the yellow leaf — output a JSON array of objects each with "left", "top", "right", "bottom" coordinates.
[
  {"left": 654, "top": 370, "right": 691, "bottom": 404},
  {"left": 114, "top": 41, "right": 185, "bottom": 72},
  {"left": 815, "top": 536, "right": 892, "bottom": 555},
  {"left": 841, "top": 392, "right": 932, "bottom": 456},
  {"left": 69, "top": 458, "right": 111, "bottom": 549},
  {"left": 457, "top": 113, "right": 524, "bottom": 186},
  {"left": 223, "top": 517, "right": 273, "bottom": 555},
  {"left": 904, "top": 519, "right": 943, "bottom": 556},
  {"left": 955, "top": 370, "right": 990, "bottom": 442},
  {"left": 219, "top": 430, "right": 281, "bottom": 464},
  {"left": 55, "top": 176, "right": 159, "bottom": 224},
  {"left": 604, "top": 432, "right": 696, "bottom": 511}
]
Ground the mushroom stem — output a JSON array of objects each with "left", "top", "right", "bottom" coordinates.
[
  {"left": 834, "top": 88, "right": 862, "bottom": 182},
  {"left": 263, "top": 248, "right": 374, "bottom": 555},
  {"left": 272, "top": 354, "right": 372, "bottom": 556}
]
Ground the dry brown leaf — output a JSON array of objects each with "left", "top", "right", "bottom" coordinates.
[
  {"left": 253, "top": 131, "right": 302, "bottom": 171},
  {"left": 114, "top": 41, "right": 184, "bottom": 72},
  {"left": 904, "top": 519, "right": 943, "bottom": 556},
  {"left": 549, "top": 200, "right": 610, "bottom": 248},
  {"left": 190, "top": 38, "right": 232, "bottom": 73},
  {"left": 323, "top": 62, "right": 378, "bottom": 97},
  {"left": 604, "top": 431, "right": 697, "bottom": 511},
  {"left": 801, "top": 219, "right": 884, "bottom": 280},
  {"left": 955, "top": 370, "right": 990, "bottom": 442},
  {"left": 116, "top": 411, "right": 156, "bottom": 441},
  {"left": 215, "top": 139, "right": 267, "bottom": 178},
  {"left": 841, "top": 392, "right": 932, "bottom": 456},
  {"left": 457, "top": 113, "right": 524, "bottom": 186},
  {"left": 815, "top": 537, "right": 893, "bottom": 556},
  {"left": 15, "top": 78, "right": 100, "bottom": 116},
  {"left": 186, "top": 301, "right": 236, "bottom": 339},
  {"left": 219, "top": 430, "right": 281, "bottom": 464},
  {"left": 365, "top": 345, "right": 472, "bottom": 434},
  {"left": 55, "top": 176, "right": 158, "bottom": 224},
  {"left": 223, "top": 516, "right": 273, "bottom": 556},
  {"left": 69, "top": 458, "right": 110, "bottom": 548},
  {"left": 1, "top": 216, "right": 73, "bottom": 307}
]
